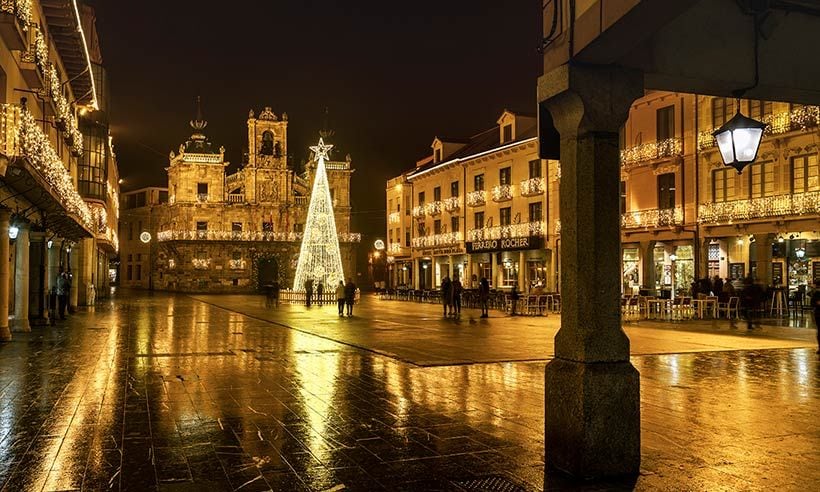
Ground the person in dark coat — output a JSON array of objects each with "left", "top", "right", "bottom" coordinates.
[
  {"left": 304, "top": 278, "right": 314, "bottom": 307},
  {"left": 441, "top": 276, "right": 452, "bottom": 317},
  {"left": 479, "top": 277, "right": 490, "bottom": 318},
  {"left": 712, "top": 276, "right": 724, "bottom": 300},
  {"left": 741, "top": 276, "right": 763, "bottom": 329},
  {"left": 344, "top": 278, "right": 356, "bottom": 316},
  {"left": 316, "top": 281, "right": 324, "bottom": 306},
  {"left": 56, "top": 269, "right": 69, "bottom": 320},
  {"left": 451, "top": 276, "right": 463, "bottom": 316},
  {"left": 510, "top": 284, "right": 520, "bottom": 316}
]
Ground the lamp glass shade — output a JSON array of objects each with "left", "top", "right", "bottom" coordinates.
[
  {"left": 713, "top": 111, "right": 766, "bottom": 173},
  {"left": 8, "top": 226, "right": 18, "bottom": 239}
]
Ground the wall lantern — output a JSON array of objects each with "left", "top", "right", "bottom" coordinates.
[
  {"left": 795, "top": 247, "right": 806, "bottom": 259},
  {"left": 422, "top": 263, "right": 428, "bottom": 269},
  {"left": 8, "top": 226, "right": 18, "bottom": 239},
  {"left": 713, "top": 110, "right": 766, "bottom": 174},
  {"left": 47, "top": 240, "right": 53, "bottom": 249},
  {"left": 777, "top": 235, "right": 785, "bottom": 243}
]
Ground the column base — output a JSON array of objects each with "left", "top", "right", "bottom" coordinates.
[
  {"left": 545, "top": 358, "right": 640, "bottom": 479},
  {"left": 0, "top": 326, "right": 10, "bottom": 341},
  {"left": 9, "top": 317, "right": 30, "bottom": 332}
]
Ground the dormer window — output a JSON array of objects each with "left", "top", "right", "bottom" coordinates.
[
  {"left": 502, "top": 124, "right": 513, "bottom": 143},
  {"left": 434, "top": 148, "right": 442, "bottom": 163}
]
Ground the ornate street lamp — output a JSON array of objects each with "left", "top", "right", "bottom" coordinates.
[{"left": 713, "top": 109, "right": 766, "bottom": 174}]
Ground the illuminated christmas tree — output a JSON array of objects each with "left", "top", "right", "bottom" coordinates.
[{"left": 292, "top": 138, "right": 345, "bottom": 290}]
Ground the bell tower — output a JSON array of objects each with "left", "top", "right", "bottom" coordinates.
[{"left": 247, "top": 107, "right": 288, "bottom": 169}]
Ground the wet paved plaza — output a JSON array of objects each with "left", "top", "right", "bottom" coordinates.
[{"left": 0, "top": 292, "right": 818, "bottom": 491}]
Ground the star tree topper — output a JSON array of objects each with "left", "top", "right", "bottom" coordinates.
[{"left": 310, "top": 137, "right": 333, "bottom": 161}]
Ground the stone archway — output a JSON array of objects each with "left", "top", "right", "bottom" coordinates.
[{"left": 256, "top": 257, "right": 278, "bottom": 289}]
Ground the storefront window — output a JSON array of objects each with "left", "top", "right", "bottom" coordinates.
[
  {"left": 674, "top": 245, "right": 694, "bottom": 295},
  {"left": 527, "top": 260, "right": 546, "bottom": 289},
  {"left": 502, "top": 258, "right": 518, "bottom": 287},
  {"left": 622, "top": 248, "right": 639, "bottom": 293},
  {"left": 707, "top": 243, "right": 720, "bottom": 279}
]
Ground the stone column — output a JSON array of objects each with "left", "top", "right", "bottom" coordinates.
[
  {"left": 754, "top": 233, "right": 773, "bottom": 286},
  {"left": 75, "top": 238, "right": 95, "bottom": 306},
  {"left": 413, "top": 258, "right": 420, "bottom": 290},
  {"left": 489, "top": 252, "right": 496, "bottom": 288},
  {"left": 11, "top": 223, "right": 30, "bottom": 331},
  {"left": 640, "top": 240, "right": 656, "bottom": 294},
  {"left": 0, "top": 210, "right": 10, "bottom": 341},
  {"left": 518, "top": 251, "right": 527, "bottom": 291},
  {"left": 539, "top": 64, "right": 643, "bottom": 478},
  {"left": 69, "top": 244, "right": 78, "bottom": 310},
  {"left": 699, "top": 237, "right": 710, "bottom": 280}
]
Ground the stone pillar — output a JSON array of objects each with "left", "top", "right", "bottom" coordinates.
[
  {"left": 489, "top": 252, "right": 496, "bottom": 288},
  {"left": 69, "top": 244, "right": 78, "bottom": 310},
  {"left": 11, "top": 223, "right": 30, "bottom": 331},
  {"left": 754, "top": 233, "right": 773, "bottom": 286},
  {"left": 539, "top": 64, "right": 643, "bottom": 478},
  {"left": 75, "top": 238, "right": 95, "bottom": 306},
  {"left": 0, "top": 211, "right": 10, "bottom": 341},
  {"left": 699, "top": 237, "right": 710, "bottom": 280},
  {"left": 413, "top": 258, "right": 420, "bottom": 290},
  {"left": 640, "top": 240, "right": 656, "bottom": 294},
  {"left": 518, "top": 251, "right": 527, "bottom": 291}
]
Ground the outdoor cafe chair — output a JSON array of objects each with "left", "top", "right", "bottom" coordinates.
[{"left": 717, "top": 296, "right": 740, "bottom": 319}]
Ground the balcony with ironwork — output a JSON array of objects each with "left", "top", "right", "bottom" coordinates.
[
  {"left": 412, "top": 205, "right": 426, "bottom": 218},
  {"left": 519, "top": 177, "right": 545, "bottom": 197},
  {"left": 443, "top": 196, "right": 460, "bottom": 212},
  {"left": 621, "top": 208, "right": 683, "bottom": 229},
  {"left": 0, "top": 0, "right": 31, "bottom": 51},
  {"left": 466, "top": 190, "right": 486, "bottom": 207},
  {"left": 698, "top": 105, "right": 820, "bottom": 151},
  {"left": 491, "top": 184, "right": 513, "bottom": 202},
  {"left": 227, "top": 192, "right": 244, "bottom": 204},
  {"left": 157, "top": 230, "right": 362, "bottom": 243},
  {"left": 467, "top": 221, "right": 546, "bottom": 242},
  {"left": 620, "top": 138, "right": 682, "bottom": 169},
  {"left": 698, "top": 191, "right": 820, "bottom": 224},
  {"left": 425, "top": 200, "right": 443, "bottom": 216}
]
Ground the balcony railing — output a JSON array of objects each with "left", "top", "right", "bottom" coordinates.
[
  {"left": 620, "top": 138, "right": 682, "bottom": 167},
  {"left": 412, "top": 205, "right": 426, "bottom": 218},
  {"left": 388, "top": 211, "right": 400, "bottom": 224},
  {"left": 443, "top": 196, "right": 460, "bottom": 212},
  {"left": 294, "top": 195, "right": 308, "bottom": 205},
  {"left": 466, "top": 190, "right": 486, "bottom": 207},
  {"left": 227, "top": 193, "right": 244, "bottom": 203},
  {"left": 698, "top": 191, "right": 820, "bottom": 224},
  {"left": 1, "top": 104, "right": 92, "bottom": 230},
  {"left": 425, "top": 200, "right": 443, "bottom": 216},
  {"left": 158, "top": 230, "right": 362, "bottom": 243},
  {"left": 698, "top": 106, "right": 820, "bottom": 150},
  {"left": 412, "top": 232, "right": 462, "bottom": 248},
  {"left": 182, "top": 152, "right": 223, "bottom": 164},
  {"left": 389, "top": 242, "right": 405, "bottom": 254},
  {"left": 491, "top": 184, "right": 513, "bottom": 202},
  {"left": 196, "top": 193, "right": 208, "bottom": 202},
  {"left": 1, "top": 1, "right": 32, "bottom": 29},
  {"left": 621, "top": 207, "right": 683, "bottom": 229},
  {"left": 467, "top": 221, "right": 546, "bottom": 242},
  {"left": 519, "top": 177, "right": 545, "bottom": 197}
]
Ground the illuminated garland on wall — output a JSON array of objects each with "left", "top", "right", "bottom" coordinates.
[
  {"left": 157, "top": 230, "right": 361, "bottom": 243},
  {"left": 425, "top": 200, "right": 443, "bottom": 216},
  {"left": 2, "top": 105, "right": 92, "bottom": 230},
  {"left": 412, "top": 205, "right": 425, "bottom": 218},
  {"left": 698, "top": 191, "right": 820, "bottom": 223},
  {"left": 443, "top": 196, "right": 460, "bottom": 212},
  {"left": 412, "top": 231, "right": 462, "bottom": 248},
  {"left": 389, "top": 242, "right": 403, "bottom": 254},
  {"left": 467, "top": 221, "right": 546, "bottom": 242},
  {"left": 621, "top": 207, "right": 683, "bottom": 229},
  {"left": 388, "top": 211, "right": 400, "bottom": 224},
  {"left": 698, "top": 106, "right": 820, "bottom": 150},
  {"left": 491, "top": 184, "right": 513, "bottom": 202}
]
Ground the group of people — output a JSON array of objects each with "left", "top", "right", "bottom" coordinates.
[
  {"left": 440, "top": 275, "right": 463, "bottom": 316},
  {"left": 691, "top": 275, "right": 737, "bottom": 301},
  {"left": 303, "top": 278, "right": 357, "bottom": 316}
]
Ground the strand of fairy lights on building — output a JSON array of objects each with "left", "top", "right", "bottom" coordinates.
[
  {"left": 698, "top": 106, "right": 819, "bottom": 150},
  {"left": 519, "top": 177, "right": 545, "bottom": 196},
  {"left": 620, "top": 137, "right": 682, "bottom": 167},
  {"left": 699, "top": 191, "right": 820, "bottom": 223},
  {"left": 621, "top": 208, "right": 683, "bottom": 228},
  {"left": 157, "top": 230, "right": 361, "bottom": 243},
  {"left": 0, "top": 1, "right": 32, "bottom": 28},
  {"left": 466, "top": 190, "right": 486, "bottom": 206},
  {"left": 467, "top": 221, "right": 546, "bottom": 242},
  {"left": 412, "top": 232, "right": 462, "bottom": 248},
  {"left": 491, "top": 184, "right": 513, "bottom": 202}
]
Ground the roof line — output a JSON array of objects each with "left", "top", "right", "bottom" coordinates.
[
  {"left": 408, "top": 137, "right": 537, "bottom": 181},
  {"left": 72, "top": 0, "right": 98, "bottom": 109}
]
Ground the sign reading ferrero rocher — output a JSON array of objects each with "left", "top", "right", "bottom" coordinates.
[{"left": 466, "top": 235, "right": 543, "bottom": 253}]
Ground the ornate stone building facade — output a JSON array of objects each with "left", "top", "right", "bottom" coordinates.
[{"left": 119, "top": 105, "right": 358, "bottom": 292}]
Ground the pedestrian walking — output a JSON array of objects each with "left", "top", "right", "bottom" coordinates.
[
  {"left": 451, "top": 275, "right": 462, "bottom": 316},
  {"left": 316, "top": 281, "right": 324, "bottom": 306},
  {"left": 304, "top": 278, "right": 314, "bottom": 307},
  {"left": 441, "top": 276, "right": 452, "bottom": 316},
  {"left": 56, "top": 269, "right": 69, "bottom": 320},
  {"left": 344, "top": 278, "right": 356, "bottom": 316},
  {"left": 811, "top": 280, "right": 820, "bottom": 354},
  {"left": 510, "top": 284, "right": 520, "bottom": 316},
  {"left": 479, "top": 277, "right": 490, "bottom": 318},
  {"left": 272, "top": 280, "right": 280, "bottom": 307},
  {"left": 335, "top": 280, "right": 346, "bottom": 316}
]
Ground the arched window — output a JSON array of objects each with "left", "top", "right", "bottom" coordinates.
[{"left": 260, "top": 131, "right": 274, "bottom": 156}]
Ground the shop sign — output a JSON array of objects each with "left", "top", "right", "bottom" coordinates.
[
  {"left": 466, "top": 235, "right": 544, "bottom": 253},
  {"left": 420, "top": 247, "right": 465, "bottom": 256}
]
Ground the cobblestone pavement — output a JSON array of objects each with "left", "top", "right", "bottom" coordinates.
[{"left": 0, "top": 292, "right": 818, "bottom": 491}]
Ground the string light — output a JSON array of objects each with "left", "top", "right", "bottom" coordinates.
[
  {"left": 491, "top": 184, "right": 513, "bottom": 202},
  {"left": 699, "top": 105, "right": 820, "bottom": 150},
  {"left": 412, "top": 232, "right": 462, "bottom": 248},
  {"left": 292, "top": 138, "right": 346, "bottom": 290},
  {"left": 0, "top": 1, "right": 31, "bottom": 29},
  {"left": 388, "top": 212, "right": 400, "bottom": 224},
  {"left": 411, "top": 205, "right": 426, "bottom": 218},
  {"left": 443, "top": 196, "right": 460, "bottom": 212},
  {"left": 424, "top": 200, "right": 443, "bottom": 216},
  {"left": 699, "top": 191, "right": 820, "bottom": 223},
  {"left": 466, "top": 190, "right": 486, "bottom": 207},
  {"left": 621, "top": 208, "right": 682, "bottom": 228},
  {"left": 467, "top": 221, "right": 545, "bottom": 242},
  {"left": 519, "top": 177, "right": 545, "bottom": 196},
  {"left": 620, "top": 137, "right": 682, "bottom": 167},
  {"left": 157, "top": 230, "right": 360, "bottom": 243},
  {"left": 191, "top": 258, "right": 211, "bottom": 269}
]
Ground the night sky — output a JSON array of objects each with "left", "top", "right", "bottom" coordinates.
[{"left": 89, "top": 0, "right": 542, "bottom": 239}]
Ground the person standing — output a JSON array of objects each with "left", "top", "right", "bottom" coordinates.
[
  {"left": 510, "top": 284, "right": 520, "bottom": 316},
  {"left": 344, "top": 278, "right": 356, "bottom": 316},
  {"left": 451, "top": 275, "right": 462, "bottom": 316},
  {"left": 335, "top": 280, "right": 346, "bottom": 317},
  {"left": 304, "top": 278, "right": 314, "bottom": 307},
  {"left": 713, "top": 276, "right": 724, "bottom": 300},
  {"left": 272, "top": 280, "right": 280, "bottom": 307},
  {"left": 441, "top": 276, "right": 452, "bottom": 317},
  {"left": 479, "top": 277, "right": 490, "bottom": 318},
  {"left": 741, "top": 276, "right": 762, "bottom": 329},
  {"left": 316, "top": 281, "right": 324, "bottom": 306},
  {"left": 56, "top": 269, "right": 69, "bottom": 320},
  {"left": 811, "top": 280, "right": 820, "bottom": 354}
]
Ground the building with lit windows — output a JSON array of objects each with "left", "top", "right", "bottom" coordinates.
[
  {"left": 387, "top": 94, "right": 820, "bottom": 295},
  {"left": 0, "top": 0, "right": 119, "bottom": 340},
  {"left": 117, "top": 105, "right": 359, "bottom": 293}
]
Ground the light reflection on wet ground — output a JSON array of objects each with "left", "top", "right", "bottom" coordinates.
[{"left": 0, "top": 292, "right": 817, "bottom": 491}]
